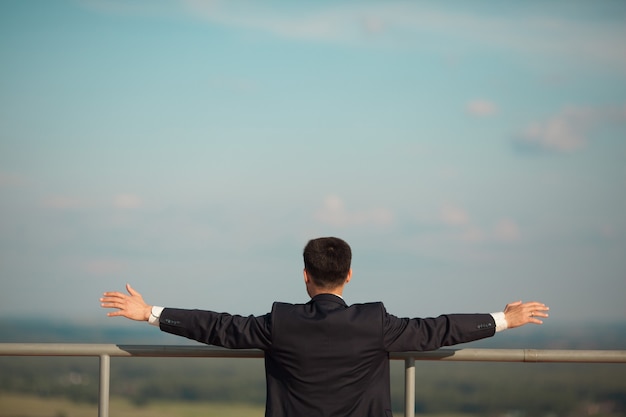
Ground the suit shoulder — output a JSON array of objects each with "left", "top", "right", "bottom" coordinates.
[
  {"left": 349, "top": 301, "right": 385, "bottom": 309},
  {"left": 272, "top": 301, "right": 301, "bottom": 307},
  {"left": 270, "top": 301, "right": 302, "bottom": 312}
]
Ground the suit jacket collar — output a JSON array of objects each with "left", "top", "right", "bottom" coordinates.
[{"left": 309, "top": 293, "right": 348, "bottom": 307}]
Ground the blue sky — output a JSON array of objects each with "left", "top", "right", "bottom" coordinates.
[{"left": 1, "top": 0, "right": 625, "bottom": 326}]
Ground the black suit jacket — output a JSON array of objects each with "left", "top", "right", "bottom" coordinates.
[{"left": 159, "top": 294, "right": 496, "bottom": 417}]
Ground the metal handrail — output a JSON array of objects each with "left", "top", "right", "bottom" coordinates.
[{"left": 2, "top": 344, "right": 625, "bottom": 417}]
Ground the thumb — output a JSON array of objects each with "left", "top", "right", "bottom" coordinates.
[
  {"left": 126, "top": 283, "right": 139, "bottom": 296},
  {"left": 505, "top": 300, "right": 522, "bottom": 310}
]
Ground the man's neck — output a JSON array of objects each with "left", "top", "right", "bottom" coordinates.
[
  {"left": 312, "top": 291, "right": 343, "bottom": 299},
  {"left": 308, "top": 286, "right": 344, "bottom": 299}
]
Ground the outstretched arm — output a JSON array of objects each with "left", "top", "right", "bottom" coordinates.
[
  {"left": 503, "top": 300, "right": 549, "bottom": 329},
  {"left": 100, "top": 283, "right": 152, "bottom": 321}
]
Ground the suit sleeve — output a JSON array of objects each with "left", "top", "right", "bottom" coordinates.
[
  {"left": 159, "top": 308, "right": 272, "bottom": 350},
  {"left": 382, "top": 307, "right": 496, "bottom": 352}
]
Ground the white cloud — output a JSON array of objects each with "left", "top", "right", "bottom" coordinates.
[
  {"left": 515, "top": 105, "right": 626, "bottom": 153},
  {"left": 466, "top": 99, "right": 498, "bottom": 117},
  {"left": 178, "top": 1, "right": 626, "bottom": 70},
  {"left": 493, "top": 218, "right": 521, "bottom": 242},
  {"left": 113, "top": 193, "right": 143, "bottom": 209},
  {"left": 314, "top": 195, "right": 393, "bottom": 228},
  {"left": 362, "top": 16, "right": 385, "bottom": 35},
  {"left": 78, "top": 1, "right": 626, "bottom": 70},
  {"left": 515, "top": 107, "right": 591, "bottom": 152},
  {"left": 438, "top": 203, "right": 521, "bottom": 244},
  {"left": 439, "top": 203, "right": 470, "bottom": 226}
]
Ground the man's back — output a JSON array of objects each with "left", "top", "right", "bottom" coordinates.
[{"left": 267, "top": 294, "right": 392, "bottom": 416}]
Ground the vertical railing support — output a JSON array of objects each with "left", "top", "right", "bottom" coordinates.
[
  {"left": 99, "top": 354, "right": 110, "bottom": 417},
  {"left": 404, "top": 357, "right": 415, "bottom": 417}
]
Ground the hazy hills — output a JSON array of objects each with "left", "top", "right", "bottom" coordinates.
[{"left": 1, "top": 318, "right": 625, "bottom": 349}]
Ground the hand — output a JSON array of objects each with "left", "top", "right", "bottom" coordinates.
[
  {"left": 503, "top": 300, "right": 550, "bottom": 329},
  {"left": 100, "top": 283, "right": 152, "bottom": 321}
]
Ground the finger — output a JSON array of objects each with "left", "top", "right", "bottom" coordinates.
[
  {"left": 100, "top": 296, "right": 126, "bottom": 305},
  {"left": 524, "top": 301, "right": 549, "bottom": 310},
  {"left": 100, "top": 296, "right": 130, "bottom": 306},
  {"left": 102, "top": 291, "right": 127, "bottom": 299},
  {"left": 520, "top": 303, "right": 548, "bottom": 316},
  {"left": 100, "top": 301, "right": 124, "bottom": 309}
]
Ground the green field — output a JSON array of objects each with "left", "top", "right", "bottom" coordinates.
[
  {"left": 0, "top": 393, "right": 265, "bottom": 417},
  {"left": 0, "top": 393, "right": 487, "bottom": 417}
]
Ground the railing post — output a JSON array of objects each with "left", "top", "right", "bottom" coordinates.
[
  {"left": 99, "top": 354, "right": 110, "bottom": 417},
  {"left": 404, "top": 357, "right": 415, "bottom": 417}
]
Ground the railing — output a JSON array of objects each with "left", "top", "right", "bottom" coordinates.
[{"left": 1, "top": 344, "right": 625, "bottom": 417}]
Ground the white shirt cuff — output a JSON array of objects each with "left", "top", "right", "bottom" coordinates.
[
  {"left": 491, "top": 311, "right": 508, "bottom": 332},
  {"left": 148, "top": 306, "right": 164, "bottom": 326}
]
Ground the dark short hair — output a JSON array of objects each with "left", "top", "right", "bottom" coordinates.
[{"left": 303, "top": 237, "right": 352, "bottom": 288}]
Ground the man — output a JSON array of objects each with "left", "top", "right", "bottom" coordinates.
[{"left": 101, "top": 237, "right": 549, "bottom": 417}]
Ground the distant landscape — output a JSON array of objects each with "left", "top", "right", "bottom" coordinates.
[{"left": 1, "top": 319, "right": 625, "bottom": 416}]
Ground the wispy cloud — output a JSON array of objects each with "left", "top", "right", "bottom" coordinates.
[
  {"left": 466, "top": 99, "right": 498, "bottom": 117},
  {"left": 77, "top": 1, "right": 626, "bottom": 71},
  {"left": 514, "top": 105, "right": 626, "bottom": 153},
  {"left": 314, "top": 195, "right": 393, "bottom": 228},
  {"left": 493, "top": 218, "right": 521, "bottom": 242},
  {"left": 440, "top": 203, "right": 470, "bottom": 227},
  {"left": 178, "top": 1, "right": 626, "bottom": 70},
  {"left": 439, "top": 203, "right": 521, "bottom": 244},
  {"left": 113, "top": 193, "right": 143, "bottom": 209},
  {"left": 182, "top": 0, "right": 374, "bottom": 44}
]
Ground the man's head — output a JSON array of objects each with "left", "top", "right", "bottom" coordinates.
[{"left": 303, "top": 237, "right": 352, "bottom": 291}]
